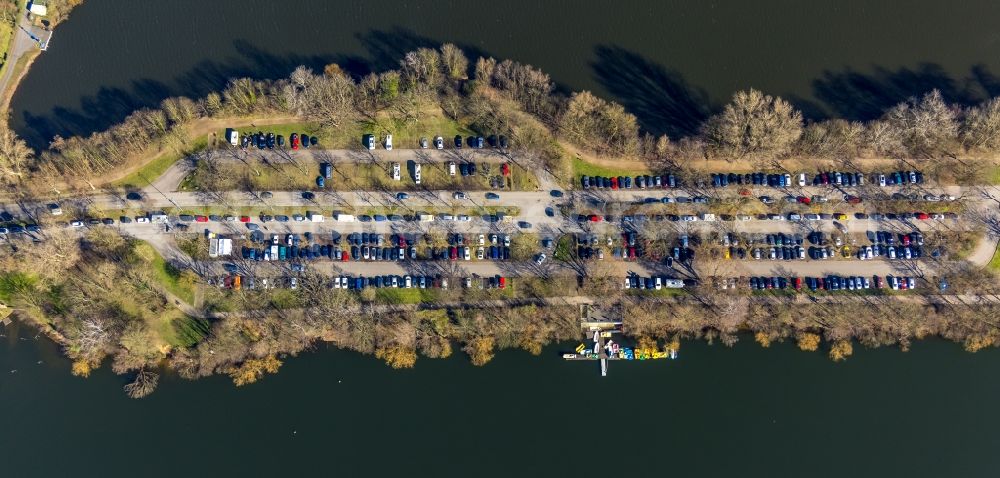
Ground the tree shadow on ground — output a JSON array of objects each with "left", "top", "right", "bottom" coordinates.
[
  {"left": 810, "top": 63, "right": 1000, "bottom": 121},
  {"left": 590, "top": 45, "right": 713, "bottom": 139}
]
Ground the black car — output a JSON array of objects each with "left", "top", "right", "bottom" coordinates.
[
  {"left": 302, "top": 191, "right": 315, "bottom": 200},
  {"left": 256, "top": 132, "right": 266, "bottom": 149},
  {"left": 125, "top": 191, "right": 143, "bottom": 201},
  {"left": 311, "top": 136, "right": 319, "bottom": 147},
  {"left": 454, "top": 135, "right": 463, "bottom": 148},
  {"left": 487, "top": 135, "right": 498, "bottom": 147},
  {"left": 499, "top": 135, "right": 508, "bottom": 148},
  {"left": 277, "top": 135, "right": 285, "bottom": 147},
  {"left": 301, "top": 135, "right": 310, "bottom": 148},
  {"left": 266, "top": 133, "right": 275, "bottom": 148}
]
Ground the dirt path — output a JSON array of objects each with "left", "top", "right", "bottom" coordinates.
[{"left": 0, "top": 13, "right": 38, "bottom": 115}]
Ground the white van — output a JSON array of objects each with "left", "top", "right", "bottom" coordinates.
[
  {"left": 414, "top": 163, "right": 422, "bottom": 184},
  {"left": 798, "top": 173, "right": 806, "bottom": 187},
  {"left": 384, "top": 134, "right": 393, "bottom": 151},
  {"left": 392, "top": 162, "right": 401, "bottom": 181},
  {"left": 448, "top": 161, "right": 456, "bottom": 176}
]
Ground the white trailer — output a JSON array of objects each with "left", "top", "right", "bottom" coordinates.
[
  {"left": 308, "top": 212, "right": 325, "bottom": 222},
  {"left": 663, "top": 279, "right": 685, "bottom": 289},
  {"left": 336, "top": 214, "right": 356, "bottom": 222}
]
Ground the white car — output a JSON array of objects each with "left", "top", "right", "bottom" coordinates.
[
  {"left": 70, "top": 220, "right": 84, "bottom": 227},
  {"left": 655, "top": 277, "right": 662, "bottom": 290},
  {"left": 384, "top": 134, "right": 393, "bottom": 150},
  {"left": 457, "top": 215, "right": 471, "bottom": 222},
  {"left": 504, "top": 235, "right": 511, "bottom": 247},
  {"left": 414, "top": 163, "right": 421, "bottom": 184},
  {"left": 454, "top": 191, "right": 467, "bottom": 199},
  {"left": 333, "top": 278, "right": 341, "bottom": 289},
  {"left": 392, "top": 162, "right": 401, "bottom": 181},
  {"left": 478, "top": 234, "right": 485, "bottom": 245},
  {"left": 878, "top": 174, "right": 886, "bottom": 186},
  {"left": 736, "top": 215, "right": 753, "bottom": 221},
  {"left": 535, "top": 253, "right": 547, "bottom": 265},
  {"left": 404, "top": 275, "right": 412, "bottom": 288},
  {"left": 798, "top": 173, "right": 806, "bottom": 187},
  {"left": 448, "top": 161, "right": 456, "bottom": 176},
  {"left": 464, "top": 247, "right": 471, "bottom": 261},
  {"left": 435, "top": 136, "right": 444, "bottom": 150},
  {"left": 136, "top": 217, "right": 149, "bottom": 224},
  {"left": 477, "top": 247, "right": 485, "bottom": 260}
]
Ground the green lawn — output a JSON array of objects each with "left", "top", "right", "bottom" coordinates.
[
  {"left": 989, "top": 246, "right": 1000, "bottom": 272},
  {"left": 571, "top": 156, "right": 651, "bottom": 181},
  {"left": 986, "top": 164, "right": 1000, "bottom": 185},
  {"left": 134, "top": 241, "right": 196, "bottom": 305},
  {"left": 113, "top": 135, "right": 208, "bottom": 188},
  {"left": 375, "top": 288, "right": 440, "bottom": 304},
  {"left": 0, "top": 271, "right": 36, "bottom": 303}
]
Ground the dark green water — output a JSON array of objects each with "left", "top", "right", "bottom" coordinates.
[
  {"left": 11, "top": 0, "right": 1000, "bottom": 148},
  {"left": 2, "top": 322, "right": 1000, "bottom": 477}
]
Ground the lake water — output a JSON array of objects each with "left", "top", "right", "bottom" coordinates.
[
  {"left": 6, "top": 1, "right": 1000, "bottom": 475},
  {"left": 2, "top": 323, "right": 1000, "bottom": 477},
  {"left": 11, "top": 0, "right": 1000, "bottom": 148}
]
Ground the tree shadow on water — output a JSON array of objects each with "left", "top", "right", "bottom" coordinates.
[
  {"left": 811, "top": 63, "right": 1000, "bottom": 121},
  {"left": 18, "top": 28, "right": 489, "bottom": 150},
  {"left": 591, "top": 45, "right": 713, "bottom": 139}
]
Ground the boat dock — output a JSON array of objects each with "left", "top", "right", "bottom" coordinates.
[{"left": 562, "top": 304, "right": 677, "bottom": 376}]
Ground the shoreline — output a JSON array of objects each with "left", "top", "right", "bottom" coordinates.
[{"left": 3, "top": 40, "right": 1000, "bottom": 397}]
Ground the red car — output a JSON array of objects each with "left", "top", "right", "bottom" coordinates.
[
  {"left": 290, "top": 133, "right": 300, "bottom": 150},
  {"left": 498, "top": 276, "right": 506, "bottom": 289},
  {"left": 915, "top": 212, "right": 929, "bottom": 220},
  {"left": 797, "top": 196, "right": 811, "bottom": 204},
  {"left": 628, "top": 247, "right": 637, "bottom": 260},
  {"left": 449, "top": 246, "right": 457, "bottom": 260},
  {"left": 610, "top": 177, "right": 618, "bottom": 189},
  {"left": 195, "top": 215, "right": 208, "bottom": 222},
  {"left": 875, "top": 276, "right": 884, "bottom": 288},
  {"left": 793, "top": 277, "right": 802, "bottom": 290},
  {"left": 501, "top": 163, "right": 510, "bottom": 176},
  {"left": 239, "top": 216, "right": 250, "bottom": 223},
  {"left": 588, "top": 214, "right": 601, "bottom": 222}
]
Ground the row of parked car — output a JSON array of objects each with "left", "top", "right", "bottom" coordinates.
[
  {"left": 332, "top": 274, "right": 506, "bottom": 290},
  {"left": 363, "top": 133, "right": 510, "bottom": 151},
  {"left": 709, "top": 170, "right": 925, "bottom": 188},
  {"left": 748, "top": 275, "right": 917, "bottom": 291},
  {"left": 240, "top": 131, "right": 318, "bottom": 151},
  {"left": 581, "top": 174, "right": 679, "bottom": 190},
  {"left": 623, "top": 275, "right": 686, "bottom": 290}
]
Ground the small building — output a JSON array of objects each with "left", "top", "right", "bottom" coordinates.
[{"left": 28, "top": 0, "right": 47, "bottom": 16}]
